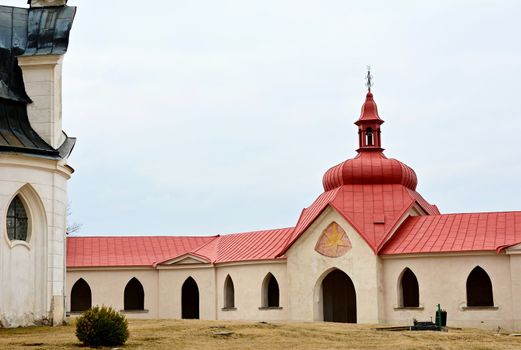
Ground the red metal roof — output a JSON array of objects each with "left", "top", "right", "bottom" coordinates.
[
  {"left": 280, "top": 184, "right": 439, "bottom": 255},
  {"left": 196, "top": 227, "right": 294, "bottom": 264},
  {"left": 380, "top": 212, "right": 521, "bottom": 255},
  {"left": 66, "top": 236, "right": 215, "bottom": 267},
  {"left": 67, "top": 228, "right": 294, "bottom": 268}
]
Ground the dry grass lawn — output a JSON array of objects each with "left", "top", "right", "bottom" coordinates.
[{"left": 1, "top": 319, "right": 521, "bottom": 349}]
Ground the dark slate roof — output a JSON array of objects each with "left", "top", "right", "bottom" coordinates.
[
  {"left": 0, "top": 4, "right": 76, "bottom": 159},
  {"left": 0, "top": 98, "right": 60, "bottom": 157},
  {"left": 0, "top": 5, "right": 76, "bottom": 57}
]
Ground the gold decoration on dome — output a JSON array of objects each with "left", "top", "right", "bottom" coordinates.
[{"left": 315, "top": 222, "right": 351, "bottom": 257}]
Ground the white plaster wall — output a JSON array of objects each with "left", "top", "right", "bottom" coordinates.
[
  {"left": 157, "top": 266, "right": 216, "bottom": 320},
  {"left": 509, "top": 254, "right": 521, "bottom": 330},
  {"left": 18, "top": 55, "right": 65, "bottom": 149},
  {"left": 0, "top": 155, "right": 71, "bottom": 327},
  {"left": 66, "top": 262, "right": 288, "bottom": 322},
  {"left": 381, "top": 254, "right": 515, "bottom": 330},
  {"left": 285, "top": 206, "right": 381, "bottom": 323},
  {"left": 216, "top": 262, "right": 287, "bottom": 321},
  {"left": 67, "top": 269, "right": 159, "bottom": 319}
]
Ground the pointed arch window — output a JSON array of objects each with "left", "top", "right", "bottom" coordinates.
[
  {"left": 6, "top": 195, "right": 29, "bottom": 241},
  {"left": 223, "top": 275, "right": 235, "bottom": 309},
  {"left": 399, "top": 268, "right": 419, "bottom": 307},
  {"left": 71, "top": 278, "right": 92, "bottom": 312},
  {"left": 261, "top": 273, "right": 280, "bottom": 308},
  {"left": 124, "top": 277, "right": 145, "bottom": 311},
  {"left": 466, "top": 266, "right": 494, "bottom": 307},
  {"left": 182, "top": 276, "right": 199, "bottom": 319}
]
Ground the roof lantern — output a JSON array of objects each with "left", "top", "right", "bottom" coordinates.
[
  {"left": 322, "top": 69, "right": 418, "bottom": 192},
  {"left": 356, "top": 68, "right": 384, "bottom": 152}
]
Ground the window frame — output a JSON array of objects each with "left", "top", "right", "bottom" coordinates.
[
  {"left": 397, "top": 267, "right": 420, "bottom": 308},
  {"left": 4, "top": 193, "right": 32, "bottom": 248},
  {"left": 123, "top": 277, "right": 146, "bottom": 311},
  {"left": 70, "top": 278, "right": 93, "bottom": 313},
  {"left": 465, "top": 266, "right": 495, "bottom": 308},
  {"left": 259, "top": 273, "right": 282, "bottom": 310},
  {"left": 222, "top": 274, "right": 236, "bottom": 310}
]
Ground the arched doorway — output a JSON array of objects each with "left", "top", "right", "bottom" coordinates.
[
  {"left": 182, "top": 277, "right": 199, "bottom": 319},
  {"left": 321, "top": 269, "right": 356, "bottom": 323},
  {"left": 71, "top": 278, "right": 92, "bottom": 312}
]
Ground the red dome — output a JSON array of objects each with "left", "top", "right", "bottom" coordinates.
[{"left": 322, "top": 151, "right": 418, "bottom": 191}]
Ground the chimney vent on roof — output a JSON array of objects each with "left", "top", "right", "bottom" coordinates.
[{"left": 374, "top": 214, "right": 385, "bottom": 224}]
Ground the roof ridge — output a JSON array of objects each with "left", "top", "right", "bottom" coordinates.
[
  {"left": 67, "top": 228, "right": 295, "bottom": 239},
  {"left": 67, "top": 235, "right": 216, "bottom": 238},
  {"left": 423, "top": 210, "right": 521, "bottom": 216},
  {"left": 214, "top": 227, "right": 295, "bottom": 237},
  {"left": 191, "top": 235, "right": 221, "bottom": 262}
]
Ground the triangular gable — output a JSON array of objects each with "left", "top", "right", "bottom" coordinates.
[{"left": 154, "top": 252, "right": 211, "bottom": 267}]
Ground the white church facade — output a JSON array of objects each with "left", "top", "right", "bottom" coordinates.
[{"left": 1, "top": 1, "right": 521, "bottom": 331}]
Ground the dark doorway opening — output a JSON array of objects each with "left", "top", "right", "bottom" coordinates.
[
  {"left": 466, "top": 266, "right": 494, "bottom": 307},
  {"left": 400, "top": 268, "right": 419, "bottom": 307},
  {"left": 124, "top": 277, "right": 145, "bottom": 310},
  {"left": 182, "top": 277, "right": 199, "bottom": 319},
  {"left": 322, "top": 269, "right": 356, "bottom": 323},
  {"left": 71, "top": 278, "right": 92, "bottom": 312}
]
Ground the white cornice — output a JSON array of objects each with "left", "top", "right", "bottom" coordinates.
[{"left": 380, "top": 251, "right": 500, "bottom": 259}]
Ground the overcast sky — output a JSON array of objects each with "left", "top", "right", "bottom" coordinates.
[{"left": 6, "top": 0, "right": 521, "bottom": 236}]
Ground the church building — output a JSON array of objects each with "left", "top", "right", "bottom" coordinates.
[
  {"left": 66, "top": 85, "right": 521, "bottom": 329},
  {"left": 1, "top": 1, "right": 521, "bottom": 331}
]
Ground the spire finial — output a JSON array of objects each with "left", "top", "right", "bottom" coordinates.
[{"left": 365, "top": 66, "right": 373, "bottom": 92}]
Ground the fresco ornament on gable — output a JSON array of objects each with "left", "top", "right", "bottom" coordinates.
[{"left": 315, "top": 222, "right": 352, "bottom": 257}]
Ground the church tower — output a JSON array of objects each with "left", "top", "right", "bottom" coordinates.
[
  {"left": 0, "top": 0, "right": 76, "bottom": 326},
  {"left": 355, "top": 70, "right": 384, "bottom": 152},
  {"left": 355, "top": 91, "right": 384, "bottom": 152}
]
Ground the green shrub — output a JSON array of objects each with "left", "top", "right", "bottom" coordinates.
[{"left": 75, "top": 306, "right": 129, "bottom": 347}]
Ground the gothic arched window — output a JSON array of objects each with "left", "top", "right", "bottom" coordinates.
[
  {"left": 224, "top": 275, "right": 235, "bottom": 308},
  {"left": 71, "top": 278, "right": 92, "bottom": 312},
  {"left": 466, "top": 266, "right": 494, "bottom": 307},
  {"left": 124, "top": 277, "right": 145, "bottom": 311},
  {"left": 7, "top": 195, "right": 29, "bottom": 241},
  {"left": 399, "top": 268, "right": 419, "bottom": 307},
  {"left": 261, "top": 273, "right": 280, "bottom": 308}
]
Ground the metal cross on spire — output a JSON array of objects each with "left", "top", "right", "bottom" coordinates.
[{"left": 366, "top": 66, "right": 373, "bottom": 92}]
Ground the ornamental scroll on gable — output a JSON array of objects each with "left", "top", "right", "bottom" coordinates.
[{"left": 315, "top": 222, "right": 352, "bottom": 257}]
